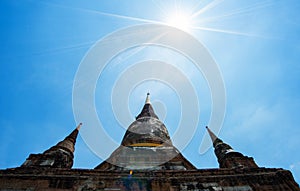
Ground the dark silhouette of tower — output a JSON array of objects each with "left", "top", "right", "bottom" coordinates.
[
  {"left": 95, "top": 93, "right": 195, "bottom": 171},
  {"left": 21, "top": 123, "right": 81, "bottom": 169},
  {"left": 206, "top": 126, "right": 258, "bottom": 169},
  {"left": 0, "top": 94, "right": 299, "bottom": 190}
]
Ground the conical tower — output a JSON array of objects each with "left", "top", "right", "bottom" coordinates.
[
  {"left": 95, "top": 94, "right": 195, "bottom": 170},
  {"left": 121, "top": 93, "right": 171, "bottom": 147},
  {"left": 206, "top": 126, "right": 258, "bottom": 168},
  {"left": 21, "top": 123, "right": 82, "bottom": 168}
]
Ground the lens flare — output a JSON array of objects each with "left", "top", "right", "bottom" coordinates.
[{"left": 165, "top": 11, "right": 192, "bottom": 32}]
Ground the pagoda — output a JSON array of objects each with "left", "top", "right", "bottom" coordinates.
[
  {"left": 0, "top": 94, "right": 299, "bottom": 190},
  {"left": 96, "top": 93, "right": 195, "bottom": 171}
]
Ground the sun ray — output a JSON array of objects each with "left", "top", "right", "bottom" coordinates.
[
  {"left": 38, "top": 1, "right": 276, "bottom": 48},
  {"left": 191, "top": 0, "right": 209, "bottom": 16},
  {"left": 39, "top": 1, "right": 166, "bottom": 25},
  {"left": 192, "top": 26, "right": 267, "bottom": 38},
  {"left": 191, "top": 0, "right": 225, "bottom": 19},
  {"left": 91, "top": 10, "right": 166, "bottom": 25},
  {"left": 165, "top": 11, "right": 193, "bottom": 32},
  {"left": 32, "top": 41, "right": 96, "bottom": 56},
  {"left": 193, "top": 1, "right": 274, "bottom": 25},
  {"left": 109, "top": 32, "right": 168, "bottom": 67},
  {"left": 151, "top": 0, "right": 169, "bottom": 18}
]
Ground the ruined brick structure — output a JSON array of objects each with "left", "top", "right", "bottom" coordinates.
[{"left": 0, "top": 94, "right": 299, "bottom": 190}]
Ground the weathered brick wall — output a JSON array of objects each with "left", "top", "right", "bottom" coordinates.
[{"left": 0, "top": 167, "right": 299, "bottom": 191}]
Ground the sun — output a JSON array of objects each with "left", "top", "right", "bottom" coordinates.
[{"left": 165, "top": 10, "right": 193, "bottom": 32}]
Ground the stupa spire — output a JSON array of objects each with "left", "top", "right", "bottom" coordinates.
[
  {"left": 206, "top": 126, "right": 218, "bottom": 143},
  {"left": 56, "top": 122, "right": 82, "bottom": 153},
  {"left": 76, "top": 122, "right": 82, "bottom": 130},
  {"left": 136, "top": 93, "right": 159, "bottom": 120},
  {"left": 21, "top": 123, "right": 82, "bottom": 168},
  {"left": 145, "top": 92, "right": 151, "bottom": 104},
  {"left": 206, "top": 126, "right": 258, "bottom": 169}
]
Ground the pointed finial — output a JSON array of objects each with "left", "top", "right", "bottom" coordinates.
[
  {"left": 145, "top": 93, "right": 151, "bottom": 104},
  {"left": 136, "top": 93, "right": 159, "bottom": 120},
  {"left": 76, "top": 123, "right": 82, "bottom": 130},
  {"left": 206, "top": 126, "right": 218, "bottom": 143}
]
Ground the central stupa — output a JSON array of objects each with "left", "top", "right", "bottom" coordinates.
[{"left": 95, "top": 93, "right": 196, "bottom": 170}]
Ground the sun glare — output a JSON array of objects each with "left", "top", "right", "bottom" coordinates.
[{"left": 165, "top": 11, "right": 193, "bottom": 32}]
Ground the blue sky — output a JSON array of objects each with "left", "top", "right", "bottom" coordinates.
[{"left": 0, "top": 0, "right": 300, "bottom": 184}]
